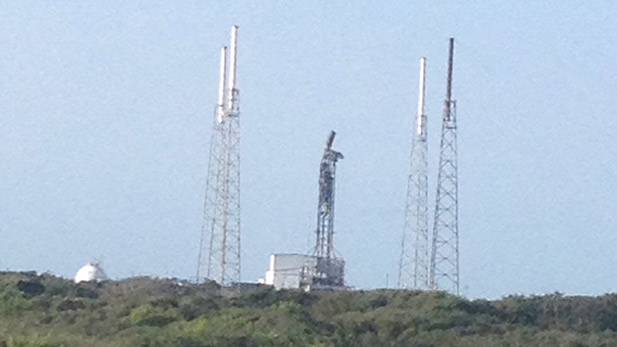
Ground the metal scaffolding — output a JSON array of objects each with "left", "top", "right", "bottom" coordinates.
[{"left": 312, "top": 131, "right": 345, "bottom": 287}]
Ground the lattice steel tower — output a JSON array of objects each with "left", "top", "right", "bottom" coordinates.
[
  {"left": 313, "top": 131, "right": 345, "bottom": 287},
  {"left": 197, "top": 26, "right": 241, "bottom": 285},
  {"left": 398, "top": 57, "right": 429, "bottom": 290},
  {"left": 429, "top": 38, "right": 459, "bottom": 294}
]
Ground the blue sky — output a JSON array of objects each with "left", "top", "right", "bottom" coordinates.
[{"left": 1, "top": 1, "right": 616, "bottom": 299}]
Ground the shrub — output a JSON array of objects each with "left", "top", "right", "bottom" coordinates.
[
  {"left": 6, "top": 334, "right": 61, "bottom": 347},
  {"left": 129, "top": 304, "right": 180, "bottom": 327}
]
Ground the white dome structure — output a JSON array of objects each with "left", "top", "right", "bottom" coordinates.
[{"left": 74, "top": 262, "right": 108, "bottom": 283}]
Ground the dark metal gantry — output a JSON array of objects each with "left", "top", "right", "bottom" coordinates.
[{"left": 313, "top": 131, "right": 344, "bottom": 287}]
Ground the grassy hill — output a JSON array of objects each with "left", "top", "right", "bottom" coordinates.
[{"left": 2, "top": 272, "right": 617, "bottom": 346}]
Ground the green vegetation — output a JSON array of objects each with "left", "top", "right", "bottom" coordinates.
[{"left": 1, "top": 272, "right": 617, "bottom": 346}]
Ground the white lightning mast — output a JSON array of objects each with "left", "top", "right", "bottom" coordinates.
[
  {"left": 197, "top": 25, "right": 242, "bottom": 286},
  {"left": 399, "top": 57, "right": 430, "bottom": 289},
  {"left": 430, "top": 38, "right": 459, "bottom": 294}
]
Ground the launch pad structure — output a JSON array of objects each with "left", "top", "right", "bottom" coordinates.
[
  {"left": 311, "top": 131, "right": 345, "bottom": 288},
  {"left": 261, "top": 131, "right": 346, "bottom": 291},
  {"left": 193, "top": 27, "right": 459, "bottom": 294}
]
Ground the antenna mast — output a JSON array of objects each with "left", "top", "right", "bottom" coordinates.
[
  {"left": 399, "top": 57, "right": 429, "bottom": 289},
  {"left": 430, "top": 38, "right": 459, "bottom": 294},
  {"left": 197, "top": 25, "right": 242, "bottom": 285}
]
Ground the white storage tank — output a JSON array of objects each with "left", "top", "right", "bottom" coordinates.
[{"left": 74, "top": 262, "right": 108, "bottom": 283}]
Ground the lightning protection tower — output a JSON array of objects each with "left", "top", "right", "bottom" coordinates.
[
  {"left": 197, "top": 26, "right": 241, "bottom": 285},
  {"left": 430, "top": 38, "right": 459, "bottom": 294},
  {"left": 312, "top": 131, "right": 345, "bottom": 287},
  {"left": 398, "top": 57, "right": 429, "bottom": 290}
]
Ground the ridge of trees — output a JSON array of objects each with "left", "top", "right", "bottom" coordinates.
[{"left": 1, "top": 272, "right": 617, "bottom": 346}]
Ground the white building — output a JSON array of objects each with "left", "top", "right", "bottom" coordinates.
[
  {"left": 260, "top": 254, "right": 316, "bottom": 290},
  {"left": 74, "top": 262, "right": 108, "bottom": 283},
  {"left": 260, "top": 253, "right": 345, "bottom": 290}
]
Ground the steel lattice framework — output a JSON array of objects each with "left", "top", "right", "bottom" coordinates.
[
  {"left": 398, "top": 57, "right": 429, "bottom": 290},
  {"left": 430, "top": 38, "right": 459, "bottom": 294},
  {"left": 197, "top": 26, "right": 241, "bottom": 285},
  {"left": 313, "top": 131, "right": 344, "bottom": 286}
]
